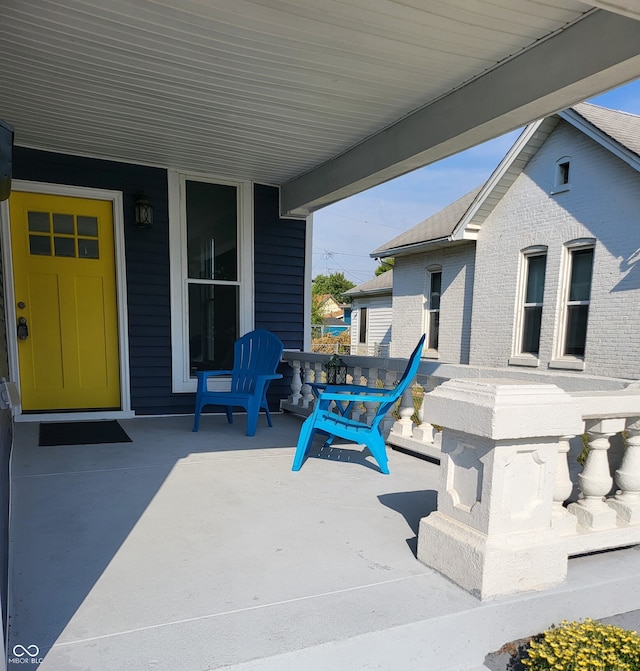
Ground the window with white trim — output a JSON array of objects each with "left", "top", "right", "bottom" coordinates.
[
  {"left": 518, "top": 250, "right": 547, "bottom": 356},
  {"left": 425, "top": 268, "right": 441, "bottom": 351},
  {"left": 169, "top": 172, "right": 253, "bottom": 392},
  {"left": 562, "top": 245, "right": 594, "bottom": 357}
]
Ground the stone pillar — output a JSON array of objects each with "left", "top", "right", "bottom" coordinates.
[{"left": 417, "top": 379, "right": 583, "bottom": 600}]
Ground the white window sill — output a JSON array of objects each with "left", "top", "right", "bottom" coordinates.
[
  {"left": 551, "top": 184, "right": 570, "bottom": 195},
  {"left": 508, "top": 356, "right": 540, "bottom": 368},
  {"left": 422, "top": 349, "right": 439, "bottom": 360},
  {"left": 548, "top": 358, "right": 585, "bottom": 371}
]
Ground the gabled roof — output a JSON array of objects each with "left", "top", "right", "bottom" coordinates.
[
  {"left": 371, "top": 103, "right": 640, "bottom": 258},
  {"left": 344, "top": 271, "right": 393, "bottom": 297}
]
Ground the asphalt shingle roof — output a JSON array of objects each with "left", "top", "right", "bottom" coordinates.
[
  {"left": 572, "top": 102, "right": 640, "bottom": 158},
  {"left": 344, "top": 270, "right": 393, "bottom": 296},
  {"left": 371, "top": 186, "right": 482, "bottom": 257}
]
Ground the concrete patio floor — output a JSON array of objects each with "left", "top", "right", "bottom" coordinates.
[{"left": 8, "top": 414, "right": 640, "bottom": 671}]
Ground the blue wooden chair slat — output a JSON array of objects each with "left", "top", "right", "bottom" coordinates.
[
  {"left": 192, "top": 329, "right": 284, "bottom": 437},
  {"left": 292, "top": 335, "right": 425, "bottom": 474}
]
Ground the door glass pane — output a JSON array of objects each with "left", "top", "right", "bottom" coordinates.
[
  {"left": 77, "top": 216, "right": 98, "bottom": 237},
  {"left": 188, "top": 283, "right": 238, "bottom": 374},
  {"left": 53, "top": 213, "right": 75, "bottom": 234},
  {"left": 525, "top": 255, "right": 546, "bottom": 303},
  {"left": 28, "top": 211, "right": 50, "bottom": 232},
  {"left": 54, "top": 237, "right": 76, "bottom": 257},
  {"left": 569, "top": 249, "right": 594, "bottom": 301},
  {"left": 78, "top": 239, "right": 99, "bottom": 259},
  {"left": 29, "top": 235, "right": 51, "bottom": 256},
  {"left": 565, "top": 305, "right": 589, "bottom": 356},
  {"left": 186, "top": 181, "right": 237, "bottom": 281}
]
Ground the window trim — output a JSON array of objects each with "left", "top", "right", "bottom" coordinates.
[
  {"left": 551, "top": 156, "right": 572, "bottom": 194},
  {"left": 169, "top": 170, "right": 254, "bottom": 393},
  {"left": 424, "top": 266, "right": 442, "bottom": 358},
  {"left": 510, "top": 245, "right": 547, "bottom": 366},
  {"left": 550, "top": 238, "right": 595, "bottom": 370}
]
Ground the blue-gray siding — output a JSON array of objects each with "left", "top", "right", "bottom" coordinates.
[
  {"left": 12, "top": 149, "right": 305, "bottom": 413},
  {"left": 254, "top": 184, "right": 306, "bottom": 402}
]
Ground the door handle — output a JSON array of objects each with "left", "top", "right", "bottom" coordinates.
[{"left": 17, "top": 317, "right": 28, "bottom": 340}]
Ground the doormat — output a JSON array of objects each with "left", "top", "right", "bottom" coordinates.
[{"left": 39, "top": 420, "right": 132, "bottom": 447}]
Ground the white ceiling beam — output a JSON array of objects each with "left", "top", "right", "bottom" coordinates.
[{"left": 281, "top": 10, "right": 640, "bottom": 216}]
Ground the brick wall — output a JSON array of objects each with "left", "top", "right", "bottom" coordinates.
[
  {"left": 391, "top": 243, "right": 475, "bottom": 361},
  {"left": 470, "top": 120, "right": 640, "bottom": 379}
]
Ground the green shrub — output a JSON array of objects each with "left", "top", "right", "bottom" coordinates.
[{"left": 521, "top": 619, "right": 640, "bottom": 671}]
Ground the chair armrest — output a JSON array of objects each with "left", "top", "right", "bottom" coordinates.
[
  {"left": 317, "top": 390, "right": 391, "bottom": 404},
  {"left": 317, "top": 383, "right": 394, "bottom": 395}
]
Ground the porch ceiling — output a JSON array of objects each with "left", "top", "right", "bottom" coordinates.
[{"left": 2, "top": 1, "right": 640, "bottom": 215}]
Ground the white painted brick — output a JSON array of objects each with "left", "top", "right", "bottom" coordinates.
[
  {"left": 391, "top": 120, "right": 640, "bottom": 381},
  {"left": 391, "top": 244, "right": 475, "bottom": 361}
]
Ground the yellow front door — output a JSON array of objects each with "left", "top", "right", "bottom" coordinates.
[{"left": 9, "top": 191, "right": 121, "bottom": 411}]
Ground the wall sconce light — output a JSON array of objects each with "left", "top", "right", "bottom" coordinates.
[{"left": 134, "top": 192, "right": 153, "bottom": 228}]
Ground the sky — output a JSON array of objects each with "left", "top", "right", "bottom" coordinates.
[{"left": 311, "top": 78, "right": 640, "bottom": 286}]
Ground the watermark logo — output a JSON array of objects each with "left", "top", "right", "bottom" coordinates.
[{"left": 9, "top": 644, "right": 43, "bottom": 664}]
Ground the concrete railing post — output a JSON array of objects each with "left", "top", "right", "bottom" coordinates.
[{"left": 417, "top": 379, "right": 583, "bottom": 600}]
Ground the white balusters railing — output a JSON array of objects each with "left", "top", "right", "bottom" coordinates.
[{"left": 417, "top": 379, "right": 640, "bottom": 599}]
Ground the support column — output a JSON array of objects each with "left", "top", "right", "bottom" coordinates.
[{"left": 417, "top": 379, "right": 583, "bottom": 599}]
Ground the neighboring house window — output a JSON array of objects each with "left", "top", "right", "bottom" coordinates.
[
  {"left": 520, "top": 251, "right": 547, "bottom": 355},
  {"left": 563, "top": 245, "right": 594, "bottom": 357},
  {"left": 169, "top": 172, "right": 253, "bottom": 392},
  {"left": 358, "top": 306, "right": 368, "bottom": 344},
  {"left": 553, "top": 156, "right": 571, "bottom": 193},
  {"left": 425, "top": 268, "right": 441, "bottom": 351}
]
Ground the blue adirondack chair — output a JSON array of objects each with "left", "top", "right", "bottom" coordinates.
[
  {"left": 192, "top": 329, "right": 284, "bottom": 437},
  {"left": 292, "top": 335, "right": 425, "bottom": 474}
]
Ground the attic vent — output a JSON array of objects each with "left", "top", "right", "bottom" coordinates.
[
  {"left": 559, "top": 161, "right": 570, "bottom": 184},
  {"left": 553, "top": 157, "right": 571, "bottom": 193}
]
